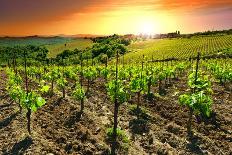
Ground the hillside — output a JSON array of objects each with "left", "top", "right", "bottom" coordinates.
[
  {"left": 46, "top": 39, "right": 93, "bottom": 58},
  {"left": 0, "top": 36, "right": 72, "bottom": 46},
  {"left": 0, "top": 34, "right": 231, "bottom": 154},
  {"left": 0, "top": 37, "right": 93, "bottom": 58},
  {"left": 125, "top": 35, "right": 232, "bottom": 62}
]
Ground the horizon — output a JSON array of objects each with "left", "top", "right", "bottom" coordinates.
[
  {"left": 0, "top": 0, "right": 232, "bottom": 36},
  {"left": 0, "top": 28, "right": 232, "bottom": 38}
]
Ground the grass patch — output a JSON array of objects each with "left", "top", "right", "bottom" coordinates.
[{"left": 46, "top": 38, "right": 93, "bottom": 58}]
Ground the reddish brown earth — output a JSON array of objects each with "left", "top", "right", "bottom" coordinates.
[{"left": 0, "top": 69, "right": 231, "bottom": 155}]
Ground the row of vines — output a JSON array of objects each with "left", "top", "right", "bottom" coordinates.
[{"left": 1, "top": 50, "right": 232, "bottom": 154}]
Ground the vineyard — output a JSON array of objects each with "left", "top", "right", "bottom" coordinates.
[
  {"left": 0, "top": 35, "right": 232, "bottom": 155},
  {"left": 125, "top": 35, "right": 232, "bottom": 62}
]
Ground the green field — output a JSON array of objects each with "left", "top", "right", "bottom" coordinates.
[
  {"left": 0, "top": 36, "right": 72, "bottom": 46},
  {"left": 0, "top": 37, "right": 93, "bottom": 58},
  {"left": 45, "top": 38, "right": 93, "bottom": 58},
  {"left": 125, "top": 35, "right": 232, "bottom": 62}
]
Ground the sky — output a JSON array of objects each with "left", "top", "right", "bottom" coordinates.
[{"left": 0, "top": 0, "right": 232, "bottom": 36}]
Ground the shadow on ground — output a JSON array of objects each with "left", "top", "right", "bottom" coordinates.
[
  {"left": 186, "top": 135, "right": 204, "bottom": 154},
  {"left": 4, "top": 136, "right": 33, "bottom": 155},
  {"left": 64, "top": 110, "right": 82, "bottom": 128},
  {"left": 129, "top": 107, "right": 151, "bottom": 135},
  {"left": 0, "top": 112, "right": 19, "bottom": 129}
]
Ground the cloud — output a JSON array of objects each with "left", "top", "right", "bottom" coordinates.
[
  {"left": 159, "top": 0, "right": 232, "bottom": 11},
  {"left": 0, "top": 0, "right": 231, "bottom": 35},
  {"left": 0, "top": 0, "right": 106, "bottom": 23},
  {"left": 1, "top": 0, "right": 231, "bottom": 23}
]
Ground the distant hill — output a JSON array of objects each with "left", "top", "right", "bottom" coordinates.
[
  {"left": 0, "top": 36, "right": 73, "bottom": 47},
  {"left": 0, "top": 36, "right": 94, "bottom": 58},
  {"left": 57, "top": 34, "right": 106, "bottom": 38}
]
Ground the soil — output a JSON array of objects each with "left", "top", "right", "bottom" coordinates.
[{"left": 0, "top": 68, "right": 231, "bottom": 155}]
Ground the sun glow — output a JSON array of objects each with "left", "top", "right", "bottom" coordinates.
[
  {"left": 139, "top": 22, "right": 155, "bottom": 35},
  {"left": 1, "top": 5, "right": 179, "bottom": 36},
  {"left": 138, "top": 19, "right": 156, "bottom": 35}
]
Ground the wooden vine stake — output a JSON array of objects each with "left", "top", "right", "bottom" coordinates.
[
  {"left": 80, "top": 52, "right": 84, "bottom": 113},
  {"left": 111, "top": 50, "right": 119, "bottom": 155},
  {"left": 187, "top": 52, "right": 200, "bottom": 138},
  {"left": 24, "top": 50, "right": 31, "bottom": 134}
]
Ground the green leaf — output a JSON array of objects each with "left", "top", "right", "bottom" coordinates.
[
  {"left": 40, "top": 85, "right": 50, "bottom": 93},
  {"left": 37, "top": 97, "right": 46, "bottom": 107}
]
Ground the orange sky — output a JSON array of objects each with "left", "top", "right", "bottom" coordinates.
[{"left": 0, "top": 0, "right": 231, "bottom": 36}]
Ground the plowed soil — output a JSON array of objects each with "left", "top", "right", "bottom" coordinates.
[{"left": 0, "top": 69, "right": 231, "bottom": 155}]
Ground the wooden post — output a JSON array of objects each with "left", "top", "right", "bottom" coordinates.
[
  {"left": 80, "top": 52, "right": 84, "bottom": 113},
  {"left": 187, "top": 52, "right": 200, "bottom": 138},
  {"left": 112, "top": 50, "right": 119, "bottom": 155},
  {"left": 24, "top": 50, "right": 31, "bottom": 134}
]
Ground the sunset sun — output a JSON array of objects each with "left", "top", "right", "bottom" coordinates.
[
  {"left": 140, "top": 23, "right": 154, "bottom": 35},
  {"left": 138, "top": 20, "right": 156, "bottom": 35}
]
